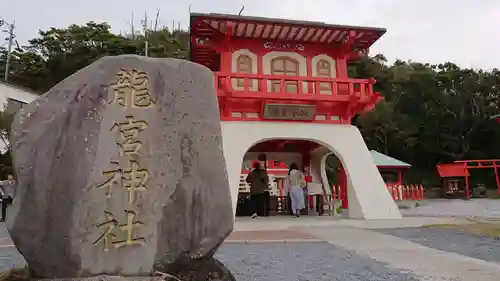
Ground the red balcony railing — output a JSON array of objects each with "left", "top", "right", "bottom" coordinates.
[{"left": 215, "top": 72, "right": 376, "bottom": 102}]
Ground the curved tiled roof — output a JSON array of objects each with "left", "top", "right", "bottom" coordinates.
[
  {"left": 0, "top": 80, "right": 40, "bottom": 95},
  {"left": 370, "top": 150, "right": 411, "bottom": 168}
]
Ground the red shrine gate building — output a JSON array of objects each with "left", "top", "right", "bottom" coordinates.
[{"left": 189, "top": 13, "right": 401, "bottom": 219}]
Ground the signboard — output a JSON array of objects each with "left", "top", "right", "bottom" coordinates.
[
  {"left": 263, "top": 41, "right": 305, "bottom": 51},
  {"left": 262, "top": 103, "right": 316, "bottom": 121}
]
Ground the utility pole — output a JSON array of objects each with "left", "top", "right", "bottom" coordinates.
[
  {"left": 142, "top": 13, "right": 149, "bottom": 57},
  {"left": 0, "top": 18, "right": 15, "bottom": 81}
]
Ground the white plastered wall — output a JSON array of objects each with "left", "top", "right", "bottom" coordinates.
[
  {"left": 231, "top": 49, "right": 258, "bottom": 91},
  {"left": 262, "top": 51, "right": 308, "bottom": 93},
  {"left": 221, "top": 121, "right": 402, "bottom": 220},
  {"left": 310, "top": 145, "right": 332, "bottom": 196}
]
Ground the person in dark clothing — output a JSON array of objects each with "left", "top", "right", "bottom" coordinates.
[
  {"left": 0, "top": 174, "right": 16, "bottom": 222},
  {"left": 245, "top": 162, "right": 269, "bottom": 218}
]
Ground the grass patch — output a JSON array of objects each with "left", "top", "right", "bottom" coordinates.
[{"left": 425, "top": 222, "right": 500, "bottom": 239}]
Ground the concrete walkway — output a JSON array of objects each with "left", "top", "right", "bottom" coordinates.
[
  {"left": 304, "top": 226, "right": 500, "bottom": 281},
  {"left": 402, "top": 199, "right": 500, "bottom": 218},
  {"left": 0, "top": 216, "right": 470, "bottom": 247},
  {"left": 233, "top": 215, "right": 471, "bottom": 231}
]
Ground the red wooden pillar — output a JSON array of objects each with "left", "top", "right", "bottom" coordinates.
[
  {"left": 464, "top": 163, "right": 470, "bottom": 200},
  {"left": 335, "top": 56, "right": 350, "bottom": 100},
  {"left": 257, "top": 54, "right": 263, "bottom": 91},
  {"left": 219, "top": 22, "right": 233, "bottom": 74},
  {"left": 338, "top": 160, "right": 348, "bottom": 209},
  {"left": 218, "top": 22, "right": 233, "bottom": 118},
  {"left": 336, "top": 57, "right": 348, "bottom": 78},
  {"left": 397, "top": 169, "right": 403, "bottom": 186},
  {"left": 493, "top": 162, "right": 500, "bottom": 195},
  {"left": 306, "top": 55, "right": 313, "bottom": 93}
]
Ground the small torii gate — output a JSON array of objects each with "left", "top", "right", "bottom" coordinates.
[
  {"left": 436, "top": 114, "right": 500, "bottom": 199},
  {"left": 456, "top": 160, "right": 500, "bottom": 199},
  {"left": 437, "top": 160, "right": 500, "bottom": 200}
]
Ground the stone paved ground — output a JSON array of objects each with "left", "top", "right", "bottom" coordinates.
[
  {"left": 0, "top": 225, "right": 25, "bottom": 271},
  {"left": 402, "top": 199, "right": 500, "bottom": 218},
  {"left": 0, "top": 246, "right": 25, "bottom": 270},
  {"left": 227, "top": 229, "right": 320, "bottom": 242},
  {"left": 216, "top": 242, "right": 420, "bottom": 281},
  {"left": 376, "top": 227, "right": 500, "bottom": 264}
]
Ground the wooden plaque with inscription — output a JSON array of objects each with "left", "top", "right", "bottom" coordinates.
[{"left": 262, "top": 103, "right": 316, "bottom": 121}]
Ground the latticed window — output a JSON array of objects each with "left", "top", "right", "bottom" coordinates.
[
  {"left": 271, "top": 57, "right": 299, "bottom": 93},
  {"left": 236, "top": 55, "right": 253, "bottom": 87},
  {"left": 316, "top": 59, "right": 332, "bottom": 91}
]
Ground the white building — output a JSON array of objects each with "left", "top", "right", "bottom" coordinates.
[
  {"left": 0, "top": 81, "right": 40, "bottom": 153},
  {"left": 0, "top": 81, "right": 39, "bottom": 112}
]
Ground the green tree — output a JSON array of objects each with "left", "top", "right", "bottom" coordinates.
[
  {"left": 1, "top": 21, "right": 189, "bottom": 92},
  {"left": 353, "top": 54, "right": 500, "bottom": 186}
]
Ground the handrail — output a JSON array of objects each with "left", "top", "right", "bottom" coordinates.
[
  {"left": 454, "top": 159, "right": 500, "bottom": 163},
  {"left": 215, "top": 72, "right": 376, "bottom": 100},
  {"left": 216, "top": 72, "right": 376, "bottom": 83}
]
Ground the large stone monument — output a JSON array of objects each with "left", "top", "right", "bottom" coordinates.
[{"left": 8, "top": 55, "right": 235, "bottom": 280}]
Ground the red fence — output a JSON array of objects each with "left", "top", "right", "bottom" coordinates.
[{"left": 331, "top": 184, "right": 425, "bottom": 201}]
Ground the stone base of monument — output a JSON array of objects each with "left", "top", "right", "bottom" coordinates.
[
  {"left": 27, "top": 258, "right": 236, "bottom": 281},
  {"left": 154, "top": 257, "right": 236, "bottom": 281},
  {"left": 32, "top": 277, "right": 164, "bottom": 281}
]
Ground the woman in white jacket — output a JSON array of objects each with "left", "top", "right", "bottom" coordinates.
[{"left": 286, "top": 163, "right": 307, "bottom": 217}]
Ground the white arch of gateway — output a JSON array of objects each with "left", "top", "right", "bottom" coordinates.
[{"left": 221, "top": 121, "right": 402, "bottom": 219}]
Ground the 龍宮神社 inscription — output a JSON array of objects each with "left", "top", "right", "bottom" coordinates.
[{"left": 94, "top": 68, "right": 154, "bottom": 252}]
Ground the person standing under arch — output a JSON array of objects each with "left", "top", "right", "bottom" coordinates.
[
  {"left": 286, "top": 163, "right": 307, "bottom": 217},
  {"left": 245, "top": 162, "right": 269, "bottom": 219}
]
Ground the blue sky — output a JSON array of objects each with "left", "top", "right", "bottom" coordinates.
[{"left": 1, "top": 0, "right": 499, "bottom": 69}]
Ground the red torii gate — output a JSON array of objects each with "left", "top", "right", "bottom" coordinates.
[
  {"left": 437, "top": 160, "right": 500, "bottom": 199},
  {"left": 436, "top": 115, "right": 500, "bottom": 199}
]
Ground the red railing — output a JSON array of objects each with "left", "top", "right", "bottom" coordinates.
[
  {"left": 215, "top": 72, "right": 376, "bottom": 102},
  {"left": 331, "top": 184, "right": 425, "bottom": 202}
]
